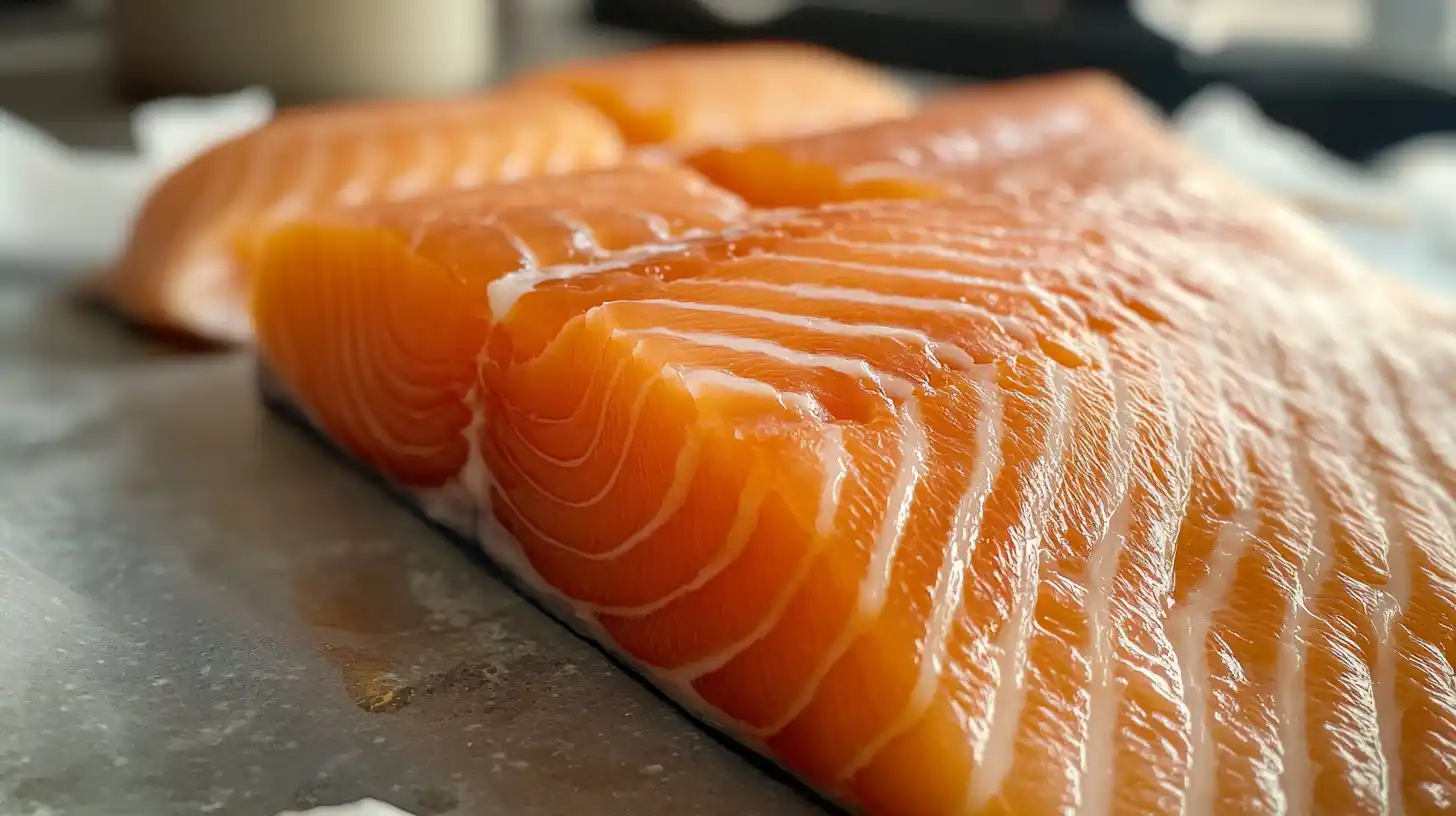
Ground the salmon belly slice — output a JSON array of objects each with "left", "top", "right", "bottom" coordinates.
[
  {"left": 250, "top": 74, "right": 1456, "bottom": 816},
  {"left": 98, "top": 43, "right": 914, "bottom": 345}
]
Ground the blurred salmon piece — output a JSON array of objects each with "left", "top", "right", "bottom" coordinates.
[
  {"left": 95, "top": 87, "right": 626, "bottom": 344},
  {"left": 688, "top": 71, "right": 1191, "bottom": 207},
  {"left": 517, "top": 42, "right": 917, "bottom": 151}
]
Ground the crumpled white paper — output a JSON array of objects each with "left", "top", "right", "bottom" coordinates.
[
  {"left": 0, "top": 87, "right": 272, "bottom": 272},
  {"left": 1173, "top": 84, "right": 1456, "bottom": 292}
]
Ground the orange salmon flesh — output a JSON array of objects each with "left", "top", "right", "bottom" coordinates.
[{"left": 249, "top": 69, "right": 1456, "bottom": 816}]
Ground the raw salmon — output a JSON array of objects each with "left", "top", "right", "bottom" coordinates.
[
  {"left": 688, "top": 71, "right": 1189, "bottom": 208},
  {"left": 99, "top": 44, "right": 913, "bottom": 344},
  {"left": 250, "top": 73, "right": 1456, "bottom": 816},
  {"left": 96, "top": 88, "right": 626, "bottom": 343},
  {"left": 515, "top": 42, "right": 918, "bottom": 151}
]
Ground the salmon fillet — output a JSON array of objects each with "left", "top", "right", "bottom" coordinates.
[
  {"left": 251, "top": 74, "right": 1456, "bottom": 815},
  {"left": 515, "top": 42, "right": 917, "bottom": 151},
  {"left": 98, "top": 44, "right": 913, "bottom": 344}
]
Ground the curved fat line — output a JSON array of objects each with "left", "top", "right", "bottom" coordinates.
[
  {"left": 514, "top": 352, "right": 627, "bottom": 426},
  {"left": 494, "top": 373, "right": 660, "bottom": 507},
  {"left": 618, "top": 326, "right": 915, "bottom": 401},
  {"left": 776, "top": 236, "right": 1062, "bottom": 272},
  {"left": 491, "top": 431, "right": 702, "bottom": 562},
  {"left": 664, "top": 398, "right": 925, "bottom": 697},
  {"left": 549, "top": 210, "right": 605, "bottom": 257},
  {"left": 451, "top": 127, "right": 492, "bottom": 189},
  {"left": 609, "top": 297, "right": 950, "bottom": 365},
  {"left": 677, "top": 368, "right": 830, "bottom": 422},
  {"left": 684, "top": 278, "right": 1039, "bottom": 350},
  {"left": 966, "top": 362, "right": 1075, "bottom": 801},
  {"left": 503, "top": 359, "right": 635, "bottom": 465},
  {"left": 1067, "top": 344, "right": 1136, "bottom": 816},
  {"left": 584, "top": 479, "right": 768, "bottom": 616},
  {"left": 725, "top": 398, "right": 930, "bottom": 740},
  {"left": 487, "top": 242, "right": 693, "bottom": 320},
  {"left": 841, "top": 370, "right": 1008, "bottom": 782}
]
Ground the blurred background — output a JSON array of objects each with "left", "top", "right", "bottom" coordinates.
[{"left": 0, "top": 0, "right": 1452, "bottom": 159}]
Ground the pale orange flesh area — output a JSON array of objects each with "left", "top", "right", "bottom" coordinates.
[
  {"left": 250, "top": 72, "right": 1456, "bottom": 816},
  {"left": 515, "top": 42, "right": 917, "bottom": 150},
  {"left": 101, "top": 87, "right": 627, "bottom": 343}
]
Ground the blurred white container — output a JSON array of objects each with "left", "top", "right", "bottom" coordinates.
[{"left": 109, "top": 0, "right": 499, "bottom": 102}]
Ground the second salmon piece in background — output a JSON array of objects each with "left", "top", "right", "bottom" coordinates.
[{"left": 94, "top": 43, "right": 918, "bottom": 345}]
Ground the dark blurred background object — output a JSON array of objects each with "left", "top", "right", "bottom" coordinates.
[{"left": 590, "top": 0, "right": 1456, "bottom": 162}]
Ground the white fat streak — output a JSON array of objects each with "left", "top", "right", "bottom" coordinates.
[
  {"left": 584, "top": 480, "right": 769, "bottom": 617},
  {"left": 1169, "top": 339, "right": 1254, "bottom": 816},
  {"left": 1275, "top": 350, "right": 1338, "bottom": 816},
  {"left": 747, "top": 250, "right": 1044, "bottom": 292},
  {"left": 489, "top": 432, "right": 702, "bottom": 562},
  {"left": 495, "top": 375, "right": 659, "bottom": 505},
  {"left": 817, "top": 424, "right": 849, "bottom": 539},
  {"left": 968, "top": 363, "right": 1074, "bottom": 804},
  {"left": 618, "top": 297, "right": 953, "bottom": 364},
  {"left": 781, "top": 234, "right": 1066, "bottom": 270},
  {"left": 1340, "top": 332, "right": 1425, "bottom": 816},
  {"left": 450, "top": 129, "right": 493, "bottom": 189},
  {"left": 550, "top": 210, "right": 605, "bottom": 257},
  {"left": 839, "top": 371, "right": 1006, "bottom": 782},
  {"left": 620, "top": 326, "right": 915, "bottom": 401},
  {"left": 486, "top": 242, "right": 692, "bottom": 318},
  {"left": 685, "top": 278, "right": 1038, "bottom": 349},
  {"left": 387, "top": 127, "right": 444, "bottom": 200},
  {"left": 678, "top": 369, "right": 828, "bottom": 421},
  {"left": 265, "top": 127, "right": 327, "bottom": 221},
  {"left": 1074, "top": 355, "right": 1137, "bottom": 816},
  {"left": 505, "top": 365, "right": 644, "bottom": 468},
  {"left": 663, "top": 399, "right": 925, "bottom": 706},
  {"left": 744, "top": 397, "right": 929, "bottom": 738},
  {"left": 336, "top": 127, "right": 386, "bottom": 206}
]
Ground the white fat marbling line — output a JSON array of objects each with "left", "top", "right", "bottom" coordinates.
[
  {"left": 682, "top": 278, "right": 1038, "bottom": 350},
  {"left": 550, "top": 210, "right": 605, "bottom": 257},
  {"left": 614, "top": 298, "right": 954, "bottom": 364},
  {"left": 505, "top": 362, "right": 654, "bottom": 469},
  {"left": 841, "top": 370, "right": 1006, "bottom": 782},
  {"left": 1274, "top": 363, "right": 1336, "bottom": 816},
  {"left": 487, "top": 242, "right": 692, "bottom": 318},
  {"left": 385, "top": 127, "right": 443, "bottom": 201},
  {"left": 746, "top": 397, "right": 930, "bottom": 739},
  {"left": 1169, "top": 340, "right": 1255, "bottom": 816},
  {"left": 266, "top": 128, "right": 327, "bottom": 221},
  {"left": 619, "top": 326, "right": 915, "bottom": 401},
  {"left": 968, "top": 363, "right": 1074, "bottom": 805},
  {"left": 1071, "top": 360, "right": 1137, "bottom": 816},
  {"left": 336, "top": 126, "right": 387, "bottom": 206},
  {"left": 780, "top": 234, "right": 1066, "bottom": 271},
  {"left": 586, "top": 480, "right": 768, "bottom": 617},
  {"left": 678, "top": 368, "right": 829, "bottom": 421},
  {"left": 817, "top": 424, "right": 849, "bottom": 539},
  {"left": 495, "top": 373, "right": 659, "bottom": 505},
  {"left": 490, "top": 432, "right": 703, "bottom": 563}
]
